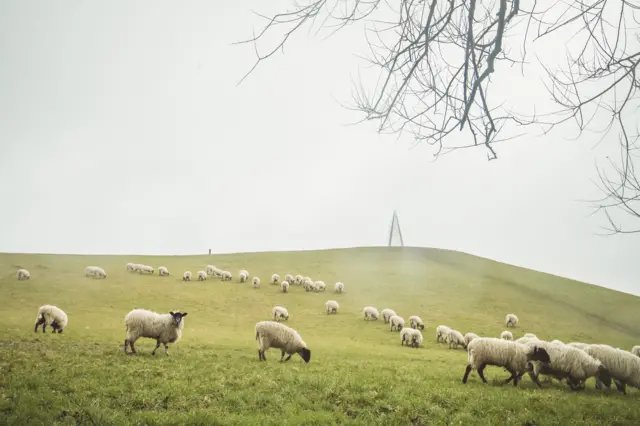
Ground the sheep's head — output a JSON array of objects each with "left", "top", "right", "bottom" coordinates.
[
  {"left": 597, "top": 364, "right": 612, "bottom": 387},
  {"left": 529, "top": 346, "right": 551, "bottom": 364},
  {"left": 298, "top": 348, "right": 311, "bottom": 363},
  {"left": 169, "top": 311, "right": 188, "bottom": 327}
]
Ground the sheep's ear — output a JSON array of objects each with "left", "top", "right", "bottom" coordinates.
[
  {"left": 169, "top": 311, "right": 175, "bottom": 316},
  {"left": 181, "top": 312, "right": 188, "bottom": 317}
]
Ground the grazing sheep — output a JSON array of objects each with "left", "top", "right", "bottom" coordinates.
[
  {"left": 197, "top": 271, "right": 207, "bottom": 281},
  {"left": 183, "top": 271, "right": 192, "bottom": 281},
  {"left": 464, "top": 332, "right": 480, "bottom": 347},
  {"left": 17, "top": 268, "right": 30, "bottom": 280},
  {"left": 505, "top": 313, "right": 519, "bottom": 328},
  {"left": 158, "top": 266, "right": 169, "bottom": 276},
  {"left": 239, "top": 271, "right": 249, "bottom": 283},
  {"left": 85, "top": 266, "right": 107, "bottom": 279},
  {"left": 240, "top": 269, "right": 250, "bottom": 279},
  {"left": 294, "top": 275, "right": 303, "bottom": 285},
  {"left": 281, "top": 280, "right": 289, "bottom": 293},
  {"left": 363, "top": 306, "right": 379, "bottom": 321},
  {"left": 303, "top": 279, "right": 314, "bottom": 292},
  {"left": 436, "top": 325, "right": 451, "bottom": 343},
  {"left": 271, "top": 273, "right": 280, "bottom": 285},
  {"left": 325, "top": 300, "right": 339, "bottom": 314},
  {"left": 401, "top": 327, "right": 423, "bottom": 348},
  {"left": 389, "top": 315, "right": 405, "bottom": 332},
  {"left": 313, "top": 281, "right": 326, "bottom": 292},
  {"left": 123, "top": 309, "right": 187, "bottom": 355},
  {"left": 139, "top": 265, "right": 154, "bottom": 275},
  {"left": 462, "top": 337, "right": 543, "bottom": 387},
  {"left": 34, "top": 305, "right": 68, "bottom": 333},
  {"left": 272, "top": 306, "right": 289, "bottom": 321},
  {"left": 501, "top": 331, "right": 514, "bottom": 341},
  {"left": 206, "top": 265, "right": 217, "bottom": 276},
  {"left": 255, "top": 321, "right": 311, "bottom": 363},
  {"left": 126, "top": 263, "right": 135, "bottom": 272},
  {"left": 381, "top": 309, "right": 397, "bottom": 324},
  {"left": 408, "top": 315, "right": 424, "bottom": 330},
  {"left": 221, "top": 271, "right": 232, "bottom": 281},
  {"left": 284, "top": 274, "right": 294, "bottom": 284},
  {"left": 252, "top": 277, "right": 261, "bottom": 288},
  {"left": 448, "top": 329, "right": 467, "bottom": 349},
  {"left": 584, "top": 344, "right": 640, "bottom": 394},
  {"left": 632, "top": 346, "right": 640, "bottom": 357},
  {"left": 335, "top": 282, "right": 345, "bottom": 293}
]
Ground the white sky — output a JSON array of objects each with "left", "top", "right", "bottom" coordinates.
[{"left": 1, "top": 1, "right": 638, "bottom": 295}]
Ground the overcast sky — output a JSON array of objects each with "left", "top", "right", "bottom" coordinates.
[{"left": 1, "top": 1, "right": 638, "bottom": 295}]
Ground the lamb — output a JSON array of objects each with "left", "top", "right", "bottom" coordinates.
[
  {"left": 85, "top": 266, "right": 107, "bottom": 279},
  {"left": 583, "top": 344, "right": 640, "bottom": 394},
  {"left": 34, "top": 305, "right": 68, "bottom": 333},
  {"left": 303, "top": 279, "right": 314, "bottom": 292},
  {"left": 281, "top": 280, "right": 289, "bottom": 293},
  {"left": 221, "top": 271, "right": 232, "bottom": 281},
  {"left": 401, "top": 327, "right": 423, "bottom": 348},
  {"left": 313, "top": 281, "right": 326, "bottom": 292},
  {"left": 239, "top": 271, "right": 249, "bottom": 283},
  {"left": 252, "top": 277, "right": 261, "bottom": 288},
  {"left": 183, "top": 271, "right": 192, "bottom": 281},
  {"left": 272, "top": 306, "right": 289, "bottom": 321},
  {"left": 464, "top": 332, "right": 480, "bottom": 346},
  {"left": 448, "top": 329, "right": 467, "bottom": 349},
  {"left": 126, "top": 263, "right": 135, "bottom": 272},
  {"left": 138, "top": 265, "right": 154, "bottom": 275},
  {"left": 632, "top": 346, "right": 640, "bottom": 357},
  {"left": 158, "top": 266, "right": 169, "bottom": 276},
  {"left": 206, "top": 265, "right": 217, "bottom": 276},
  {"left": 436, "top": 325, "right": 451, "bottom": 343},
  {"left": 408, "top": 315, "right": 424, "bottom": 330},
  {"left": 255, "top": 321, "right": 311, "bottom": 363},
  {"left": 501, "top": 331, "right": 514, "bottom": 341},
  {"left": 363, "top": 306, "right": 379, "bottom": 321},
  {"left": 271, "top": 273, "right": 280, "bottom": 285},
  {"left": 325, "top": 300, "right": 339, "bottom": 314},
  {"left": 505, "top": 313, "right": 519, "bottom": 328},
  {"left": 17, "top": 268, "right": 30, "bottom": 280},
  {"left": 389, "top": 315, "right": 405, "bottom": 331},
  {"left": 240, "top": 269, "right": 250, "bottom": 279},
  {"left": 381, "top": 309, "right": 397, "bottom": 324},
  {"left": 284, "top": 274, "right": 294, "bottom": 284},
  {"left": 197, "top": 271, "right": 207, "bottom": 281},
  {"left": 462, "top": 337, "right": 542, "bottom": 387},
  {"left": 123, "top": 309, "right": 187, "bottom": 355},
  {"left": 294, "top": 275, "right": 303, "bottom": 285},
  {"left": 335, "top": 282, "right": 345, "bottom": 293}
]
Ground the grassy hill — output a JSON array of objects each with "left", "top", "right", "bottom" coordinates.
[{"left": 0, "top": 247, "right": 639, "bottom": 425}]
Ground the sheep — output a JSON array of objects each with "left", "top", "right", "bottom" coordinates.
[
  {"left": 408, "top": 315, "right": 424, "bottom": 330},
  {"left": 567, "top": 342, "right": 589, "bottom": 350},
  {"left": 464, "top": 332, "right": 480, "bottom": 347},
  {"left": 389, "top": 315, "right": 405, "bottom": 332},
  {"left": 325, "top": 300, "right": 339, "bottom": 314},
  {"left": 436, "top": 325, "right": 451, "bottom": 343},
  {"left": 313, "top": 281, "right": 326, "bottom": 292},
  {"left": 139, "top": 265, "right": 154, "bottom": 275},
  {"left": 632, "top": 346, "right": 640, "bottom": 357},
  {"left": 401, "top": 327, "right": 423, "bottom": 348},
  {"left": 197, "top": 271, "right": 207, "bottom": 281},
  {"left": 525, "top": 341, "right": 611, "bottom": 391},
  {"left": 272, "top": 306, "right": 289, "bottom": 321},
  {"left": 505, "top": 313, "right": 519, "bottom": 328},
  {"left": 183, "top": 271, "right": 192, "bottom": 281},
  {"left": 240, "top": 269, "right": 250, "bottom": 278},
  {"left": 221, "top": 271, "right": 232, "bottom": 281},
  {"left": 206, "top": 265, "right": 217, "bottom": 276},
  {"left": 462, "top": 337, "right": 542, "bottom": 387},
  {"left": 271, "top": 273, "right": 280, "bottom": 285},
  {"left": 584, "top": 344, "right": 640, "bottom": 394},
  {"left": 284, "top": 274, "right": 294, "bottom": 284},
  {"left": 303, "top": 279, "right": 314, "bottom": 292},
  {"left": 381, "top": 309, "right": 397, "bottom": 324},
  {"left": 363, "top": 306, "right": 379, "bottom": 321},
  {"left": 281, "top": 280, "right": 289, "bottom": 293},
  {"left": 252, "top": 277, "right": 261, "bottom": 288},
  {"left": 524, "top": 333, "right": 537, "bottom": 339},
  {"left": 158, "top": 266, "right": 169, "bottom": 276},
  {"left": 239, "top": 271, "right": 249, "bottom": 283},
  {"left": 126, "top": 263, "right": 135, "bottom": 272},
  {"left": 550, "top": 339, "right": 565, "bottom": 346},
  {"left": 34, "top": 305, "right": 68, "bottom": 333},
  {"left": 294, "top": 275, "right": 303, "bottom": 285},
  {"left": 131, "top": 263, "right": 143, "bottom": 273},
  {"left": 255, "top": 321, "right": 311, "bottom": 363},
  {"left": 17, "top": 268, "right": 31, "bottom": 280},
  {"left": 448, "top": 329, "right": 467, "bottom": 349},
  {"left": 335, "top": 282, "right": 345, "bottom": 293},
  {"left": 501, "top": 331, "right": 514, "bottom": 341},
  {"left": 516, "top": 336, "right": 539, "bottom": 345},
  {"left": 85, "top": 266, "right": 107, "bottom": 279},
  {"left": 123, "top": 309, "right": 187, "bottom": 355}
]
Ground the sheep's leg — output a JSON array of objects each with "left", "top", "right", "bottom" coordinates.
[
  {"left": 279, "top": 350, "right": 286, "bottom": 362},
  {"left": 152, "top": 340, "right": 161, "bottom": 355},
  {"left": 511, "top": 370, "right": 519, "bottom": 387},
  {"left": 477, "top": 364, "right": 488, "bottom": 383},
  {"left": 462, "top": 365, "right": 473, "bottom": 384},
  {"left": 613, "top": 380, "right": 626, "bottom": 395},
  {"left": 164, "top": 344, "right": 169, "bottom": 356},
  {"left": 124, "top": 339, "right": 129, "bottom": 353},
  {"left": 129, "top": 340, "right": 136, "bottom": 354},
  {"left": 527, "top": 372, "right": 543, "bottom": 388},
  {"left": 284, "top": 354, "right": 293, "bottom": 362},
  {"left": 42, "top": 322, "right": 47, "bottom": 333},
  {"left": 51, "top": 321, "right": 58, "bottom": 333},
  {"left": 34, "top": 317, "right": 45, "bottom": 332}
]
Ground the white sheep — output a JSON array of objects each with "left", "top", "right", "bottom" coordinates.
[
  {"left": 303, "top": 279, "right": 315, "bottom": 292},
  {"left": 335, "top": 282, "right": 344, "bottom": 293},
  {"left": 284, "top": 274, "right": 294, "bottom": 284},
  {"left": 206, "top": 265, "right": 217, "bottom": 276},
  {"left": 131, "top": 263, "right": 143, "bottom": 273},
  {"left": 550, "top": 339, "right": 565, "bottom": 346},
  {"left": 255, "top": 320, "right": 311, "bottom": 363},
  {"left": 464, "top": 332, "right": 480, "bottom": 347},
  {"left": 313, "top": 281, "right": 326, "bottom": 292},
  {"left": 436, "top": 325, "right": 451, "bottom": 343},
  {"left": 34, "top": 305, "right": 68, "bottom": 333},
  {"left": 221, "top": 271, "right": 232, "bottom": 281},
  {"left": 126, "top": 263, "right": 135, "bottom": 272},
  {"left": 240, "top": 269, "right": 250, "bottom": 279},
  {"left": 325, "top": 300, "right": 339, "bottom": 314},
  {"left": 197, "top": 271, "right": 207, "bottom": 281},
  {"left": 158, "top": 266, "right": 169, "bottom": 276},
  {"left": 501, "top": 330, "right": 514, "bottom": 341},
  {"left": 17, "top": 268, "right": 31, "bottom": 280},
  {"left": 448, "top": 329, "right": 467, "bottom": 349},
  {"left": 272, "top": 306, "right": 289, "bottom": 321},
  {"left": 252, "top": 277, "right": 261, "bottom": 288},
  {"left": 85, "top": 266, "right": 107, "bottom": 279},
  {"left": 281, "top": 280, "right": 289, "bottom": 293},
  {"left": 139, "top": 265, "right": 154, "bottom": 275},
  {"left": 389, "top": 315, "right": 405, "bottom": 332},
  {"left": 183, "top": 271, "right": 192, "bottom": 281},
  {"left": 271, "top": 273, "right": 280, "bottom": 285},
  {"left": 401, "top": 327, "right": 423, "bottom": 348},
  {"left": 239, "top": 271, "right": 249, "bottom": 283},
  {"left": 567, "top": 342, "right": 589, "bottom": 350},
  {"left": 294, "top": 275, "right": 303, "bottom": 285},
  {"left": 408, "top": 315, "right": 424, "bottom": 330},
  {"left": 363, "top": 306, "right": 379, "bottom": 321},
  {"left": 123, "top": 309, "right": 187, "bottom": 355},
  {"left": 632, "top": 346, "right": 640, "bottom": 357},
  {"left": 381, "top": 309, "right": 397, "bottom": 324},
  {"left": 584, "top": 344, "right": 640, "bottom": 394},
  {"left": 462, "top": 337, "right": 541, "bottom": 387},
  {"left": 505, "top": 313, "right": 518, "bottom": 328}
]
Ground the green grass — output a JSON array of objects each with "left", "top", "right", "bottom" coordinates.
[{"left": 1, "top": 247, "right": 639, "bottom": 425}]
